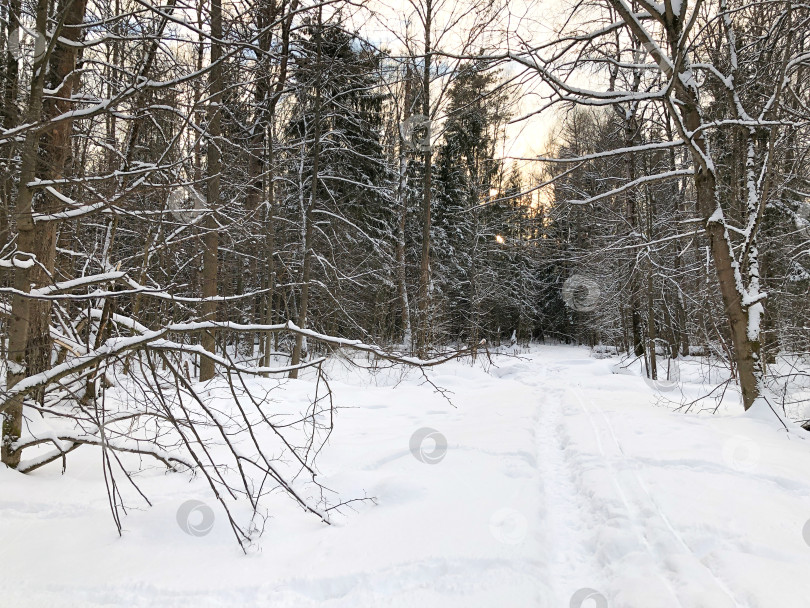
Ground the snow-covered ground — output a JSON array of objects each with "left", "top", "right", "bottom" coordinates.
[{"left": 3, "top": 344, "right": 810, "bottom": 607}]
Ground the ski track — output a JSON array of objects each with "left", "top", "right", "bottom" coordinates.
[
  {"left": 530, "top": 375, "right": 611, "bottom": 605},
  {"left": 571, "top": 387, "right": 746, "bottom": 607},
  {"left": 513, "top": 359, "right": 745, "bottom": 608}
]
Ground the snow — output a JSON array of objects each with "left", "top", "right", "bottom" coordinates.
[
  {"left": 7, "top": 359, "right": 26, "bottom": 375},
  {"left": 747, "top": 301, "right": 764, "bottom": 342},
  {"left": 0, "top": 254, "right": 36, "bottom": 269},
  {"left": 2, "top": 345, "right": 810, "bottom": 607}
]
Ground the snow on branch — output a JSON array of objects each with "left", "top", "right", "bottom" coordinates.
[{"left": 564, "top": 169, "right": 694, "bottom": 205}]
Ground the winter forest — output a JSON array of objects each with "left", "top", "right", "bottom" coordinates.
[{"left": 1, "top": 0, "right": 810, "bottom": 605}]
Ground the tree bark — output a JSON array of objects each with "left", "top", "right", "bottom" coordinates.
[
  {"left": 199, "top": 0, "right": 223, "bottom": 381},
  {"left": 416, "top": 0, "right": 432, "bottom": 357},
  {"left": 290, "top": 4, "right": 322, "bottom": 378},
  {"left": 3, "top": 0, "right": 49, "bottom": 467}
]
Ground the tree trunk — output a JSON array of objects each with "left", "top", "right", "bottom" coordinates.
[
  {"left": 416, "top": 0, "right": 432, "bottom": 357},
  {"left": 290, "top": 4, "right": 322, "bottom": 378},
  {"left": 262, "top": 0, "right": 295, "bottom": 368},
  {"left": 199, "top": 0, "right": 223, "bottom": 381},
  {"left": 625, "top": 118, "right": 645, "bottom": 358},
  {"left": 0, "top": 0, "right": 21, "bottom": 251},
  {"left": 678, "top": 79, "right": 763, "bottom": 409},
  {"left": 2, "top": 0, "right": 50, "bottom": 468},
  {"left": 396, "top": 154, "right": 411, "bottom": 347}
]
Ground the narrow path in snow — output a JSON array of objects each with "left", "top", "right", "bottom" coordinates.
[
  {"left": 570, "top": 387, "right": 745, "bottom": 607},
  {"left": 533, "top": 380, "right": 611, "bottom": 604},
  {"left": 511, "top": 357, "right": 745, "bottom": 607}
]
